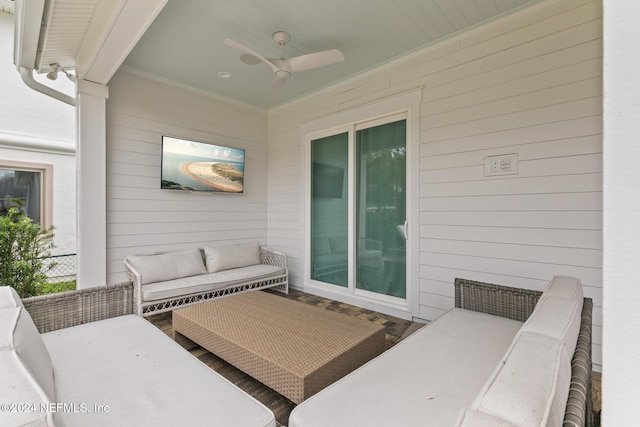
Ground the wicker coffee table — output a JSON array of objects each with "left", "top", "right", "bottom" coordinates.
[{"left": 172, "top": 291, "right": 386, "bottom": 404}]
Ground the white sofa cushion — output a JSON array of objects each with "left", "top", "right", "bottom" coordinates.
[
  {"left": 521, "top": 296, "right": 583, "bottom": 357},
  {"left": 456, "top": 408, "right": 517, "bottom": 426},
  {"left": 289, "top": 308, "right": 523, "bottom": 427},
  {"left": 0, "top": 351, "right": 56, "bottom": 427},
  {"left": 0, "top": 307, "right": 56, "bottom": 402},
  {"left": 472, "top": 331, "right": 572, "bottom": 427},
  {"left": 539, "top": 275, "right": 583, "bottom": 304},
  {"left": 0, "top": 286, "right": 24, "bottom": 308},
  {"left": 125, "top": 248, "right": 207, "bottom": 285},
  {"left": 42, "top": 315, "right": 276, "bottom": 427},
  {"left": 0, "top": 305, "right": 59, "bottom": 427},
  {"left": 142, "top": 264, "right": 285, "bottom": 302},
  {"left": 514, "top": 275, "right": 583, "bottom": 375},
  {"left": 204, "top": 241, "right": 260, "bottom": 273}
]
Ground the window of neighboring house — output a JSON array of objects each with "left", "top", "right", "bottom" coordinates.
[{"left": 0, "top": 160, "right": 53, "bottom": 227}]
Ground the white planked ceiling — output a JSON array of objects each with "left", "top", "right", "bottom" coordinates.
[
  {"left": 37, "top": 0, "right": 100, "bottom": 71},
  {"left": 31, "top": 0, "right": 545, "bottom": 109}
]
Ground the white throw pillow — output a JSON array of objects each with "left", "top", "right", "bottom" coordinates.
[
  {"left": 204, "top": 241, "right": 260, "bottom": 273},
  {"left": 126, "top": 248, "right": 207, "bottom": 285}
]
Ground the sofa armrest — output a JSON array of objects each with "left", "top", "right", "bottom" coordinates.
[
  {"left": 260, "top": 246, "right": 288, "bottom": 271},
  {"left": 21, "top": 281, "right": 134, "bottom": 333},
  {"left": 454, "top": 278, "right": 542, "bottom": 322},
  {"left": 124, "top": 257, "right": 144, "bottom": 315}
]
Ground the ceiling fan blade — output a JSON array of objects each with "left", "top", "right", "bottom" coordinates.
[
  {"left": 278, "top": 49, "right": 345, "bottom": 73},
  {"left": 271, "top": 70, "right": 291, "bottom": 89},
  {"left": 224, "top": 38, "right": 279, "bottom": 73}
]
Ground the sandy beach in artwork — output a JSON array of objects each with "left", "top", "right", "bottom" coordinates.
[{"left": 181, "top": 162, "right": 243, "bottom": 192}]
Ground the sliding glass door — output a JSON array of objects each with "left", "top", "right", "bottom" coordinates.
[
  {"left": 309, "top": 116, "right": 407, "bottom": 300},
  {"left": 310, "top": 132, "right": 349, "bottom": 286},
  {"left": 356, "top": 119, "right": 406, "bottom": 298}
]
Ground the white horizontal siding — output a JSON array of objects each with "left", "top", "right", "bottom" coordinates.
[
  {"left": 105, "top": 70, "right": 269, "bottom": 283},
  {"left": 267, "top": 0, "right": 602, "bottom": 367}
]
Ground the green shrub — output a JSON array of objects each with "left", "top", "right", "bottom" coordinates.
[
  {"left": 0, "top": 206, "right": 56, "bottom": 298},
  {"left": 39, "top": 280, "right": 76, "bottom": 295}
]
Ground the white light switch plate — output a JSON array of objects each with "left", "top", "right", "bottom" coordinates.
[{"left": 484, "top": 153, "right": 518, "bottom": 176}]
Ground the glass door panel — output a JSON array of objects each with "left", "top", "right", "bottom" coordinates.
[
  {"left": 310, "top": 132, "right": 349, "bottom": 287},
  {"left": 355, "top": 120, "right": 406, "bottom": 298}
]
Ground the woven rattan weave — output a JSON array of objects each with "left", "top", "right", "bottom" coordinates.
[
  {"left": 22, "top": 281, "right": 133, "bottom": 333},
  {"left": 173, "top": 290, "right": 386, "bottom": 404}
]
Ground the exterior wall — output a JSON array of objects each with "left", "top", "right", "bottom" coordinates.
[
  {"left": 267, "top": 0, "right": 603, "bottom": 368},
  {"left": 105, "top": 69, "right": 269, "bottom": 284},
  {"left": 0, "top": 11, "right": 76, "bottom": 254}
]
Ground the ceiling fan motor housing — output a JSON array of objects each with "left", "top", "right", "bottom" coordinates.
[{"left": 272, "top": 31, "right": 291, "bottom": 45}]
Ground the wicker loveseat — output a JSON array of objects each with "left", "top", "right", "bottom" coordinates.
[
  {"left": 124, "top": 241, "right": 288, "bottom": 316},
  {"left": 1, "top": 283, "right": 276, "bottom": 427},
  {"left": 290, "top": 276, "right": 593, "bottom": 427}
]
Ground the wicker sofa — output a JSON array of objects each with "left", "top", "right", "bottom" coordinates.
[
  {"left": 290, "top": 276, "right": 593, "bottom": 427},
  {"left": 1, "top": 283, "right": 276, "bottom": 427},
  {"left": 124, "top": 241, "right": 288, "bottom": 316}
]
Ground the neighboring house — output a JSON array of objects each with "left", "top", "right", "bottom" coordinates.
[
  {"left": 7, "top": 0, "right": 640, "bottom": 424},
  {"left": 0, "top": 9, "right": 76, "bottom": 255}
]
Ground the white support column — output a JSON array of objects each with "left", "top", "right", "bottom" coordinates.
[
  {"left": 602, "top": 0, "right": 640, "bottom": 424},
  {"left": 75, "top": 80, "right": 109, "bottom": 288}
]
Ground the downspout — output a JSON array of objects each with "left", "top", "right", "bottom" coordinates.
[{"left": 19, "top": 67, "right": 76, "bottom": 107}]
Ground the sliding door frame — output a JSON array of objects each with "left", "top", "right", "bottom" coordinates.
[{"left": 299, "top": 89, "right": 422, "bottom": 320}]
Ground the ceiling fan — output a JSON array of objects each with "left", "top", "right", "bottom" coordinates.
[{"left": 224, "top": 31, "right": 345, "bottom": 89}]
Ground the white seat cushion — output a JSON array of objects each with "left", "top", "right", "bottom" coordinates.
[
  {"left": 42, "top": 315, "right": 275, "bottom": 427},
  {"left": 0, "top": 286, "right": 24, "bottom": 308},
  {"left": 142, "top": 264, "right": 285, "bottom": 302},
  {"left": 456, "top": 408, "right": 517, "bottom": 426},
  {"left": 289, "top": 308, "right": 523, "bottom": 427}
]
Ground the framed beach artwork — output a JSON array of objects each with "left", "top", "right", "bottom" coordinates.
[{"left": 160, "top": 136, "right": 245, "bottom": 193}]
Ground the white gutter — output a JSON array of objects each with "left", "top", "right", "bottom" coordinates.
[
  {"left": 19, "top": 67, "right": 76, "bottom": 106},
  {"left": 14, "top": 0, "right": 76, "bottom": 106}
]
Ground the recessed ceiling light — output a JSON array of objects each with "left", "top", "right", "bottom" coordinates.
[{"left": 218, "top": 71, "right": 231, "bottom": 78}]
